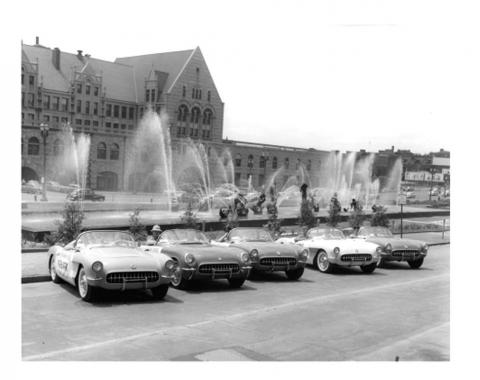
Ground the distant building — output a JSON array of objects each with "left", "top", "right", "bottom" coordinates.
[{"left": 21, "top": 38, "right": 329, "bottom": 191}]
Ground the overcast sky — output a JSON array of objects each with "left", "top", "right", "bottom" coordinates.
[{"left": 15, "top": 0, "right": 475, "bottom": 154}]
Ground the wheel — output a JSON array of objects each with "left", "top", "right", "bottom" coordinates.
[
  {"left": 315, "top": 250, "right": 333, "bottom": 273},
  {"left": 151, "top": 284, "right": 169, "bottom": 299},
  {"left": 360, "top": 262, "right": 377, "bottom": 273},
  {"left": 49, "top": 256, "right": 62, "bottom": 284},
  {"left": 76, "top": 266, "right": 97, "bottom": 302},
  {"left": 408, "top": 257, "right": 424, "bottom": 269},
  {"left": 228, "top": 278, "right": 246, "bottom": 288},
  {"left": 285, "top": 267, "right": 304, "bottom": 280},
  {"left": 170, "top": 269, "right": 189, "bottom": 290}
]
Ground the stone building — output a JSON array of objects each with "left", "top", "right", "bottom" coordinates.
[{"left": 21, "top": 38, "right": 329, "bottom": 192}]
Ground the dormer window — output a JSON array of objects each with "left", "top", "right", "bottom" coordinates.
[{"left": 145, "top": 89, "right": 150, "bottom": 103}]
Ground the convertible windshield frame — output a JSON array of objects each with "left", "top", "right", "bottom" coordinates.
[
  {"left": 307, "top": 228, "right": 346, "bottom": 240},
  {"left": 229, "top": 228, "right": 273, "bottom": 242},
  {"left": 360, "top": 227, "right": 394, "bottom": 238},
  {"left": 75, "top": 230, "right": 136, "bottom": 247},
  {"left": 161, "top": 229, "right": 209, "bottom": 244}
]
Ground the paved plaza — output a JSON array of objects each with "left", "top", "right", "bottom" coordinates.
[{"left": 22, "top": 244, "right": 449, "bottom": 361}]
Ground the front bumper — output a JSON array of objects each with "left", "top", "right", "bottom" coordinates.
[
  {"left": 86, "top": 272, "right": 175, "bottom": 291},
  {"left": 382, "top": 251, "right": 427, "bottom": 262},
  {"left": 330, "top": 253, "right": 379, "bottom": 267},
  {"left": 180, "top": 265, "right": 252, "bottom": 281},
  {"left": 252, "top": 257, "right": 306, "bottom": 272}
]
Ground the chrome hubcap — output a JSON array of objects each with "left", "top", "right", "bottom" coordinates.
[
  {"left": 78, "top": 270, "right": 88, "bottom": 298},
  {"left": 318, "top": 253, "right": 329, "bottom": 271},
  {"left": 171, "top": 269, "right": 182, "bottom": 286}
]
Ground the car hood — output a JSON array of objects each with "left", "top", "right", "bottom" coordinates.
[
  {"left": 364, "top": 237, "right": 426, "bottom": 249},
  {"left": 231, "top": 241, "right": 301, "bottom": 256},
  {"left": 303, "top": 238, "right": 378, "bottom": 252},
  {"left": 85, "top": 246, "right": 159, "bottom": 268},
  {"left": 163, "top": 243, "right": 245, "bottom": 261}
]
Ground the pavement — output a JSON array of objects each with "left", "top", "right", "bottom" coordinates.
[
  {"left": 21, "top": 231, "right": 450, "bottom": 284},
  {"left": 22, "top": 244, "right": 450, "bottom": 361}
]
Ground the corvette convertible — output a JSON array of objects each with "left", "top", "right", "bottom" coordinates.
[
  {"left": 277, "top": 227, "right": 381, "bottom": 274},
  {"left": 142, "top": 229, "right": 251, "bottom": 289},
  {"left": 354, "top": 226, "right": 428, "bottom": 268},
  {"left": 48, "top": 230, "right": 177, "bottom": 301},
  {"left": 213, "top": 227, "right": 308, "bottom": 280}
]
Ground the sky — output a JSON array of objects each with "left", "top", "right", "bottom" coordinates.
[{"left": 12, "top": 0, "right": 476, "bottom": 154}]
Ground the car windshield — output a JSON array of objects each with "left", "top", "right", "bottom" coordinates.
[
  {"left": 229, "top": 229, "right": 273, "bottom": 242},
  {"left": 360, "top": 227, "right": 393, "bottom": 238},
  {"left": 307, "top": 228, "right": 346, "bottom": 240},
  {"left": 161, "top": 229, "right": 209, "bottom": 244},
  {"left": 76, "top": 231, "right": 136, "bottom": 248}
]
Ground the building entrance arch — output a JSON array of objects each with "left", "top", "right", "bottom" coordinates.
[{"left": 22, "top": 167, "right": 39, "bottom": 182}]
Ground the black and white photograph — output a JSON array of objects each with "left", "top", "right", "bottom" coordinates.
[{"left": 3, "top": 0, "right": 479, "bottom": 377}]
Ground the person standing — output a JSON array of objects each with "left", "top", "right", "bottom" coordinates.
[{"left": 147, "top": 224, "right": 162, "bottom": 245}]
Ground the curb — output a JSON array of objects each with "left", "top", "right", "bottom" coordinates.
[{"left": 22, "top": 275, "right": 51, "bottom": 284}]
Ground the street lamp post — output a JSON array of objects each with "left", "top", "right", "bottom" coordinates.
[
  {"left": 428, "top": 167, "right": 435, "bottom": 202},
  {"left": 39, "top": 122, "right": 49, "bottom": 201}
]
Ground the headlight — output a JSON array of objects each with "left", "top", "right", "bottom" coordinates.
[
  {"left": 421, "top": 244, "right": 429, "bottom": 253},
  {"left": 241, "top": 252, "right": 249, "bottom": 263},
  {"left": 299, "top": 249, "right": 308, "bottom": 260},
  {"left": 333, "top": 247, "right": 340, "bottom": 256},
  {"left": 165, "top": 259, "right": 176, "bottom": 272},
  {"left": 384, "top": 244, "right": 392, "bottom": 253},
  {"left": 249, "top": 249, "right": 259, "bottom": 261},
  {"left": 184, "top": 253, "right": 195, "bottom": 265},
  {"left": 92, "top": 261, "right": 103, "bottom": 272}
]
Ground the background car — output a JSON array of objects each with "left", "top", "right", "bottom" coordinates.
[
  {"left": 284, "top": 227, "right": 381, "bottom": 274},
  {"left": 142, "top": 229, "right": 251, "bottom": 289},
  {"left": 48, "top": 230, "right": 177, "bottom": 301},
  {"left": 213, "top": 227, "right": 308, "bottom": 280},
  {"left": 67, "top": 188, "right": 106, "bottom": 201},
  {"left": 354, "top": 226, "right": 428, "bottom": 268}
]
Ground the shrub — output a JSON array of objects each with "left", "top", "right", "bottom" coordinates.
[
  {"left": 370, "top": 205, "right": 390, "bottom": 228},
  {"left": 129, "top": 208, "right": 147, "bottom": 241},
  {"left": 53, "top": 201, "right": 85, "bottom": 244},
  {"left": 181, "top": 201, "right": 199, "bottom": 229}
]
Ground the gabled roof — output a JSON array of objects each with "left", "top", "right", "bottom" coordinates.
[
  {"left": 22, "top": 44, "right": 138, "bottom": 102},
  {"left": 115, "top": 49, "right": 194, "bottom": 95}
]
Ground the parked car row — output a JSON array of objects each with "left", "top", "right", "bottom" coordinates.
[{"left": 48, "top": 225, "right": 428, "bottom": 303}]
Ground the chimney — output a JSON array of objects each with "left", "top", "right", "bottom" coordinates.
[
  {"left": 52, "top": 47, "right": 61, "bottom": 70},
  {"left": 35, "top": 36, "right": 39, "bottom": 45},
  {"left": 391, "top": 145, "right": 395, "bottom": 152},
  {"left": 77, "top": 50, "right": 83, "bottom": 60}
]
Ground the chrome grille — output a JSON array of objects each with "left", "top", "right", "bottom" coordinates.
[
  {"left": 260, "top": 257, "right": 297, "bottom": 266},
  {"left": 106, "top": 271, "right": 159, "bottom": 283},
  {"left": 392, "top": 250, "right": 420, "bottom": 258},
  {"left": 198, "top": 263, "right": 240, "bottom": 274},
  {"left": 340, "top": 254, "right": 372, "bottom": 262}
]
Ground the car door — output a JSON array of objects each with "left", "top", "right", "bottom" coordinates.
[{"left": 55, "top": 241, "right": 76, "bottom": 284}]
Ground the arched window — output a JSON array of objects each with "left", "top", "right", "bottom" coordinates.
[
  {"left": 235, "top": 153, "right": 242, "bottom": 167},
  {"left": 53, "top": 139, "right": 64, "bottom": 156},
  {"left": 28, "top": 137, "right": 40, "bottom": 155},
  {"left": 247, "top": 154, "right": 254, "bottom": 169},
  {"left": 272, "top": 156, "right": 278, "bottom": 170},
  {"left": 182, "top": 86, "right": 186, "bottom": 98},
  {"left": 110, "top": 143, "right": 119, "bottom": 160},
  {"left": 259, "top": 155, "right": 266, "bottom": 168},
  {"left": 202, "top": 109, "right": 212, "bottom": 125},
  {"left": 177, "top": 105, "right": 188, "bottom": 122},
  {"left": 307, "top": 159, "right": 312, "bottom": 171},
  {"left": 190, "top": 107, "right": 200, "bottom": 124},
  {"left": 97, "top": 142, "right": 107, "bottom": 159},
  {"left": 296, "top": 158, "right": 301, "bottom": 170},
  {"left": 284, "top": 157, "right": 290, "bottom": 169}
]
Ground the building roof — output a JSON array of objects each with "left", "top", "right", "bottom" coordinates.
[
  {"left": 115, "top": 49, "right": 195, "bottom": 96},
  {"left": 22, "top": 44, "right": 138, "bottom": 102}
]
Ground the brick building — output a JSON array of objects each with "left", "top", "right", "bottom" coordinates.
[{"left": 21, "top": 38, "right": 329, "bottom": 192}]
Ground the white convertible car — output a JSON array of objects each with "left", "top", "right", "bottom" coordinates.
[
  {"left": 276, "top": 227, "right": 381, "bottom": 273},
  {"left": 48, "top": 230, "right": 178, "bottom": 301}
]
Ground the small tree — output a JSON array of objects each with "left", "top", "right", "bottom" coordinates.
[
  {"left": 349, "top": 203, "right": 365, "bottom": 232},
  {"left": 129, "top": 208, "right": 147, "bottom": 241},
  {"left": 264, "top": 204, "right": 283, "bottom": 238},
  {"left": 370, "top": 205, "right": 390, "bottom": 228},
  {"left": 53, "top": 201, "right": 85, "bottom": 244},
  {"left": 181, "top": 201, "right": 199, "bottom": 229}
]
